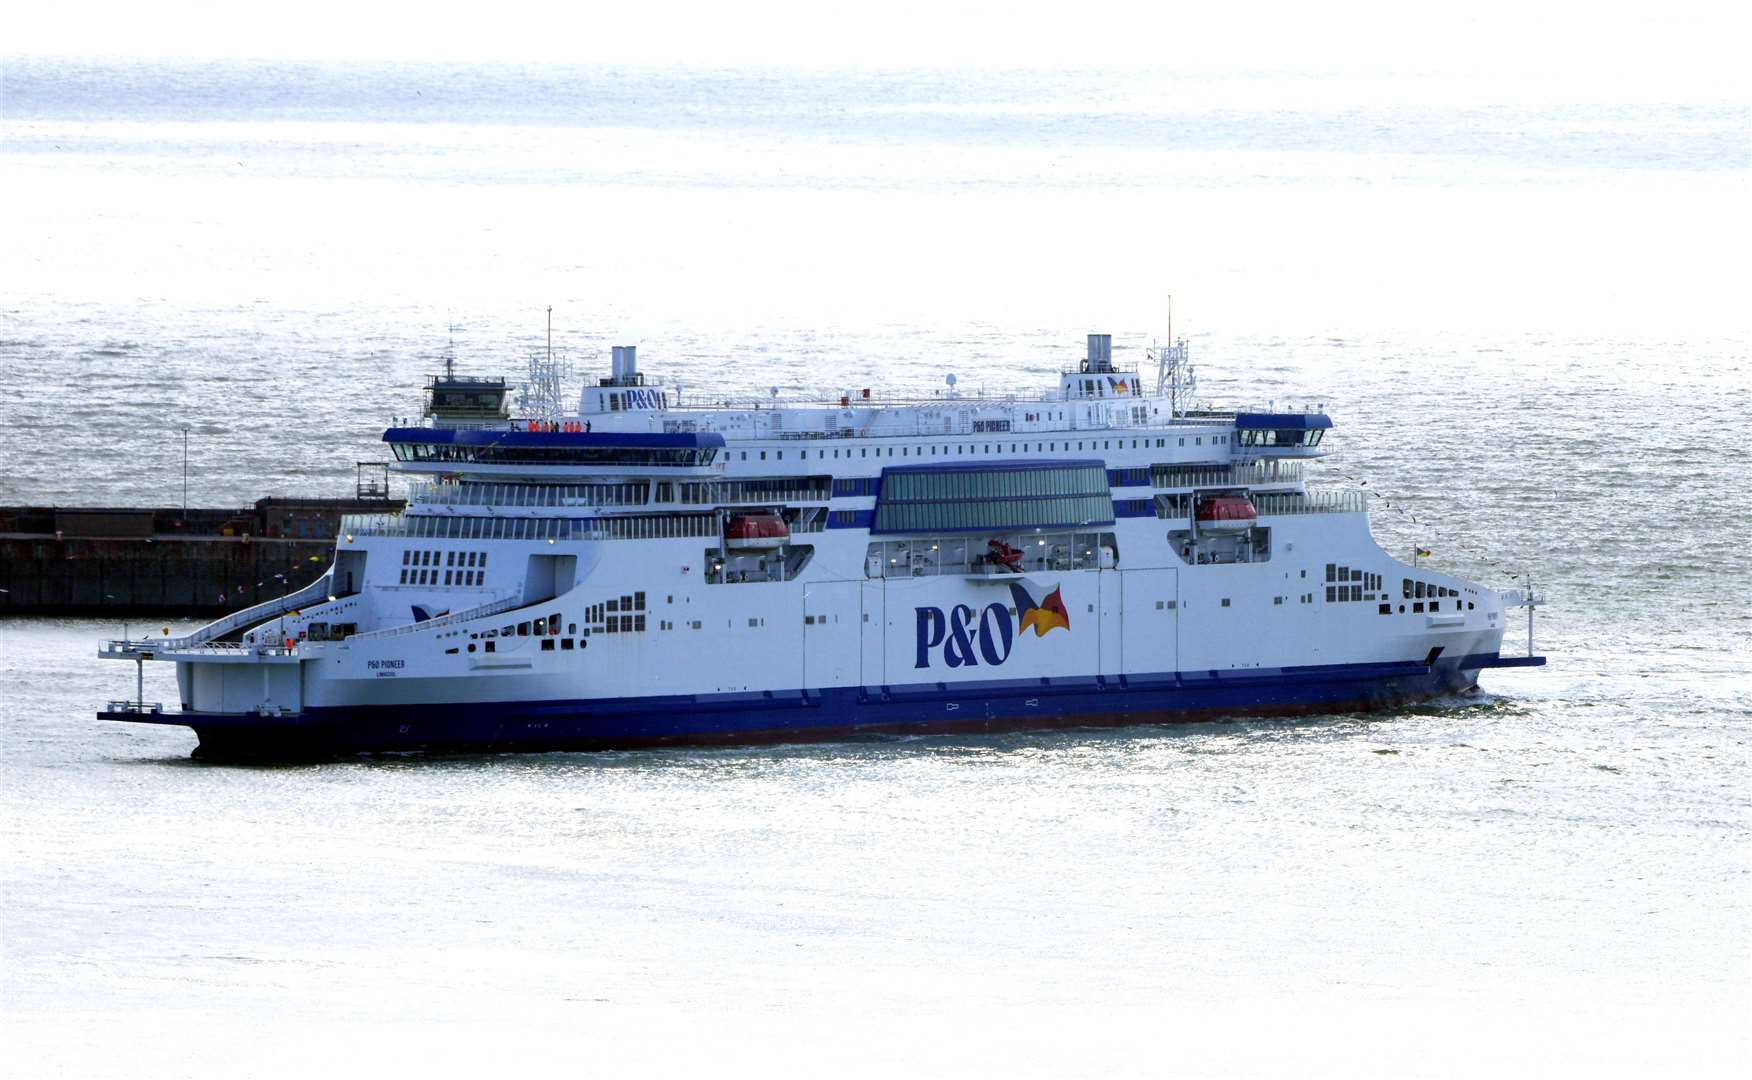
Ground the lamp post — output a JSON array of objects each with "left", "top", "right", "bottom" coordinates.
[{"left": 274, "top": 573, "right": 290, "bottom": 647}]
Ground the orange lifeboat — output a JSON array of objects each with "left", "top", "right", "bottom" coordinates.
[
  {"left": 725, "top": 512, "right": 789, "bottom": 550},
  {"left": 1195, "top": 494, "right": 1257, "bottom": 530}
]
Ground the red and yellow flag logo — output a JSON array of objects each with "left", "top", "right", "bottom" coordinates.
[{"left": 1010, "top": 583, "right": 1071, "bottom": 637}]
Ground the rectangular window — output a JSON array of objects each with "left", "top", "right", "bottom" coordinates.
[
  {"left": 1326, "top": 586, "right": 1336, "bottom": 602},
  {"left": 533, "top": 617, "right": 545, "bottom": 635},
  {"left": 561, "top": 638, "right": 574, "bottom": 650},
  {"left": 1221, "top": 598, "right": 1231, "bottom": 607},
  {"left": 1413, "top": 602, "right": 1424, "bottom": 613},
  {"left": 635, "top": 615, "right": 646, "bottom": 631},
  {"left": 518, "top": 622, "right": 530, "bottom": 636},
  {"left": 1379, "top": 603, "right": 1392, "bottom": 615},
  {"left": 541, "top": 639, "right": 555, "bottom": 651},
  {"left": 1326, "top": 563, "right": 1336, "bottom": 581},
  {"left": 634, "top": 591, "right": 645, "bottom": 609},
  {"left": 402, "top": 550, "right": 412, "bottom": 565}
]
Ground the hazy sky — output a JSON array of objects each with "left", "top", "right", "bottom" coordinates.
[{"left": 7, "top": 0, "right": 1749, "bottom": 102}]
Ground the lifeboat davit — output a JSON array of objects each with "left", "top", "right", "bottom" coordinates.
[
  {"left": 1195, "top": 494, "right": 1257, "bottom": 530},
  {"left": 725, "top": 512, "right": 789, "bottom": 550}
]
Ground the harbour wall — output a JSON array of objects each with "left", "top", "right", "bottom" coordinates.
[{"left": 0, "top": 498, "right": 403, "bottom": 616}]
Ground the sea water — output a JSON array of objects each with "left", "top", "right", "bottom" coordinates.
[{"left": 1, "top": 59, "right": 1748, "bottom": 1077}]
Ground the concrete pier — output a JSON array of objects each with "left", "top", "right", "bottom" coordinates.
[{"left": 0, "top": 498, "right": 403, "bottom": 615}]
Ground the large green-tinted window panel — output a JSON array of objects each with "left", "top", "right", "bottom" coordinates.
[{"left": 872, "top": 463, "right": 1114, "bottom": 535}]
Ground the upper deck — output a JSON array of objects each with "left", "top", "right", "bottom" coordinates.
[{"left": 386, "top": 329, "right": 1332, "bottom": 484}]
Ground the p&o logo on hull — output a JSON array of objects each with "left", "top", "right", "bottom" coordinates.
[{"left": 914, "top": 584, "right": 1069, "bottom": 670}]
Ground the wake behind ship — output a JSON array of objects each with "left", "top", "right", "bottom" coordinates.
[{"left": 99, "top": 320, "right": 1544, "bottom": 759}]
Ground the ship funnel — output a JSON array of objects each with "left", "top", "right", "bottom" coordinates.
[
  {"left": 1086, "top": 333, "right": 1113, "bottom": 373},
  {"left": 610, "top": 345, "right": 639, "bottom": 383}
]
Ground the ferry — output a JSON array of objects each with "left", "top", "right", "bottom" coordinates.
[{"left": 98, "top": 318, "right": 1545, "bottom": 759}]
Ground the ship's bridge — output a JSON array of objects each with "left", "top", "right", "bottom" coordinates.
[
  {"left": 1233, "top": 412, "right": 1333, "bottom": 457},
  {"left": 424, "top": 373, "right": 510, "bottom": 429}
]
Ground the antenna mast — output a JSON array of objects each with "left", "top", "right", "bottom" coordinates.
[
  {"left": 1152, "top": 292, "right": 1195, "bottom": 416},
  {"left": 520, "top": 305, "right": 574, "bottom": 422}
]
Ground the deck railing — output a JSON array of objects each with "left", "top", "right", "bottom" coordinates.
[
  {"left": 407, "top": 480, "right": 650, "bottom": 509},
  {"left": 347, "top": 594, "right": 524, "bottom": 642},
  {"left": 1150, "top": 461, "right": 1304, "bottom": 490},
  {"left": 98, "top": 570, "right": 335, "bottom": 654},
  {"left": 1252, "top": 489, "right": 1368, "bottom": 516},
  {"left": 104, "top": 700, "right": 163, "bottom": 715}
]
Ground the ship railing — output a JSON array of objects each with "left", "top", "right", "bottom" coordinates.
[
  {"left": 105, "top": 700, "right": 163, "bottom": 715},
  {"left": 1251, "top": 489, "right": 1369, "bottom": 516},
  {"left": 406, "top": 480, "right": 652, "bottom": 509},
  {"left": 101, "top": 569, "right": 336, "bottom": 652},
  {"left": 422, "top": 405, "right": 511, "bottom": 419},
  {"left": 667, "top": 400, "right": 1236, "bottom": 438},
  {"left": 347, "top": 594, "right": 524, "bottom": 642},
  {"left": 1150, "top": 461, "right": 1304, "bottom": 490},
  {"left": 345, "top": 511, "right": 578, "bottom": 541},
  {"left": 342, "top": 511, "right": 723, "bottom": 542}
]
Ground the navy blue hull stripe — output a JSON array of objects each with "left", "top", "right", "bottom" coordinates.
[{"left": 99, "top": 653, "right": 1540, "bottom": 758}]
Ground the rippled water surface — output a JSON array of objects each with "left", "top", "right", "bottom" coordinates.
[{"left": 2, "top": 59, "right": 1748, "bottom": 1077}]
